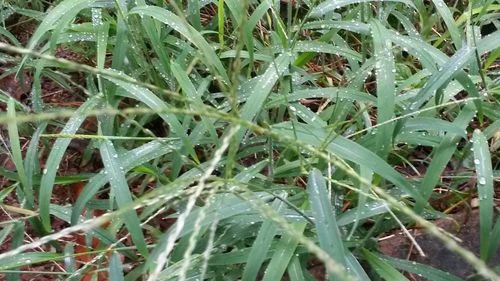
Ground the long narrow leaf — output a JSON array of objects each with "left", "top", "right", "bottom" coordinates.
[{"left": 307, "top": 169, "right": 346, "bottom": 280}]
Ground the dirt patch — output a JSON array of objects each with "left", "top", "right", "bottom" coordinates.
[{"left": 379, "top": 209, "right": 500, "bottom": 279}]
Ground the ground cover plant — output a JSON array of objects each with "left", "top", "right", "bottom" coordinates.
[{"left": 0, "top": 0, "right": 499, "bottom": 280}]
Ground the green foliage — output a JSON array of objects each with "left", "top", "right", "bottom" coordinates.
[{"left": 0, "top": 0, "right": 498, "bottom": 280}]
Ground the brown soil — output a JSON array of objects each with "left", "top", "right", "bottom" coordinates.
[{"left": 379, "top": 209, "right": 500, "bottom": 280}]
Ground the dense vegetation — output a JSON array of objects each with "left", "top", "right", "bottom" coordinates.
[{"left": 0, "top": 0, "right": 498, "bottom": 280}]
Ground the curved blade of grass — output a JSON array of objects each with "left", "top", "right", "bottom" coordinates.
[
  {"left": 477, "top": 30, "right": 500, "bottom": 55},
  {"left": 109, "top": 251, "right": 125, "bottom": 281},
  {"left": 105, "top": 76, "right": 198, "bottom": 162},
  {"left": 307, "top": 168, "right": 346, "bottom": 280},
  {"left": 39, "top": 96, "right": 102, "bottom": 231},
  {"left": 407, "top": 45, "right": 474, "bottom": 112},
  {"left": 347, "top": 166, "right": 372, "bottom": 239},
  {"left": 0, "top": 252, "right": 63, "bottom": 270},
  {"left": 71, "top": 139, "right": 180, "bottom": 225},
  {"left": 129, "top": 5, "right": 229, "bottom": 83},
  {"left": 301, "top": 21, "right": 370, "bottom": 34},
  {"left": 362, "top": 249, "right": 410, "bottom": 281},
  {"left": 244, "top": 0, "right": 271, "bottom": 72},
  {"left": 171, "top": 60, "right": 199, "bottom": 101},
  {"left": 262, "top": 223, "right": 307, "bottom": 281},
  {"left": 294, "top": 41, "right": 362, "bottom": 61},
  {"left": 170, "top": 193, "right": 273, "bottom": 239},
  {"left": 388, "top": 33, "right": 482, "bottom": 115},
  {"left": 396, "top": 133, "right": 443, "bottom": 147},
  {"left": 0, "top": 224, "right": 14, "bottom": 246},
  {"left": 99, "top": 138, "right": 148, "bottom": 257},
  {"left": 219, "top": 85, "right": 375, "bottom": 111},
  {"left": 6, "top": 99, "right": 31, "bottom": 205},
  {"left": 390, "top": 10, "right": 419, "bottom": 37},
  {"left": 267, "top": 88, "right": 375, "bottom": 110},
  {"left": 18, "top": 0, "right": 97, "bottom": 71},
  {"left": 371, "top": 20, "right": 396, "bottom": 158},
  {"left": 64, "top": 243, "right": 76, "bottom": 280},
  {"left": 23, "top": 122, "right": 47, "bottom": 208},
  {"left": 147, "top": 192, "right": 274, "bottom": 271},
  {"left": 487, "top": 218, "right": 500, "bottom": 262},
  {"left": 235, "top": 53, "right": 292, "bottom": 143},
  {"left": 224, "top": 0, "right": 245, "bottom": 27},
  {"left": 337, "top": 201, "right": 388, "bottom": 226},
  {"left": 242, "top": 194, "right": 287, "bottom": 281},
  {"left": 431, "top": 0, "right": 462, "bottom": 49},
  {"left": 0, "top": 90, "right": 29, "bottom": 111},
  {"left": 4, "top": 222, "right": 23, "bottom": 281},
  {"left": 310, "top": 0, "right": 415, "bottom": 17},
  {"left": 273, "top": 122, "right": 425, "bottom": 204},
  {"left": 289, "top": 103, "right": 327, "bottom": 128},
  {"left": 286, "top": 255, "right": 306, "bottom": 281},
  {"left": 379, "top": 255, "right": 465, "bottom": 281},
  {"left": 399, "top": 117, "right": 467, "bottom": 138},
  {"left": 234, "top": 159, "right": 269, "bottom": 182},
  {"left": 0, "top": 26, "right": 21, "bottom": 47},
  {"left": 415, "top": 103, "right": 476, "bottom": 212},
  {"left": 346, "top": 251, "right": 370, "bottom": 280},
  {"left": 134, "top": 0, "right": 171, "bottom": 80},
  {"left": 472, "top": 129, "right": 494, "bottom": 261},
  {"left": 389, "top": 32, "right": 440, "bottom": 70}
]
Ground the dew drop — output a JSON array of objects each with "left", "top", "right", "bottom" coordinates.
[{"left": 478, "top": 177, "right": 486, "bottom": 185}]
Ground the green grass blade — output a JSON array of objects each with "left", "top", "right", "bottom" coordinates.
[
  {"left": 380, "top": 255, "right": 465, "bottom": 281},
  {"left": 243, "top": 0, "right": 271, "bottom": 73},
  {"left": 23, "top": 122, "right": 47, "bottom": 208},
  {"left": 19, "top": 0, "right": 97, "bottom": 70},
  {"left": 129, "top": 5, "right": 229, "bottom": 83},
  {"left": 0, "top": 26, "right": 21, "bottom": 47},
  {"left": 0, "top": 252, "right": 63, "bottom": 270},
  {"left": 39, "top": 96, "right": 102, "bottom": 231},
  {"left": 99, "top": 138, "right": 148, "bottom": 257},
  {"left": 104, "top": 76, "right": 198, "bottom": 162},
  {"left": 170, "top": 60, "right": 199, "bottom": 101},
  {"left": 338, "top": 201, "right": 388, "bottom": 226},
  {"left": 477, "top": 30, "right": 500, "bottom": 55},
  {"left": 273, "top": 123, "right": 425, "bottom": 204},
  {"left": 472, "top": 129, "right": 494, "bottom": 261},
  {"left": 6, "top": 99, "right": 30, "bottom": 204},
  {"left": 307, "top": 169, "right": 346, "bottom": 279},
  {"left": 487, "top": 218, "right": 500, "bottom": 262},
  {"left": 0, "top": 224, "right": 14, "bottom": 245},
  {"left": 346, "top": 252, "right": 370, "bottom": 280},
  {"left": 407, "top": 45, "right": 475, "bottom": 111},
  {"left": 286, "top": 255, "right": 306, "bottom": 281},
  {"left": 398, "top": 117, "right": 467, "bottom": 138},
  {"left": 431, "top": 0, "right": 463, "bottom": 49},
  {"left": 262, "top": 223, "right": 307, "bottom": 281},
  {"left": 362, "top": 249, "right": 410, "bottom": 281},
  {"left": 371, "top": 20, "right": 396, "bottom": 158},
  {"left": 242, "top": 195, "right": 287, "bottom": 281},
  {"left": 266, "top": 88, "right": 376, "bottom": 109},
  {"left": 293, "top": 41, "right": 362, "bottom": 61},
  {"left": 301, "top": 21, "right": 371, "bottom": 34},
  {"left": 5, "top": 222, "right": 23, "bottom": 281},
  {"left": 310, "top": 0, "right": 415, "bottom": 17},
  {"left": 415, "top": 103, "right": 476, "bottom": 212},
  {"left": 109, "top": 251, "right": 125, "bottom": 281},
  {"left": 217, "top": 0, "right": 225, "bottom": 48},
  {"left": 236, "top": 53, "right": 292, "bottom": 143}
]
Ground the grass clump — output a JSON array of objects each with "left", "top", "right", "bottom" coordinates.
[{"left": 0, "top": 0, "right": 499, "bottom": 280}]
